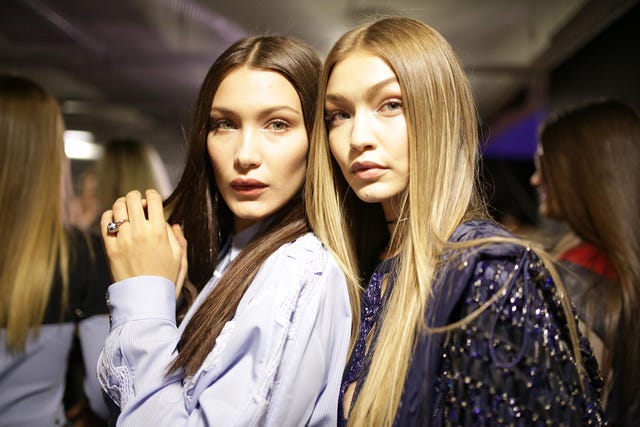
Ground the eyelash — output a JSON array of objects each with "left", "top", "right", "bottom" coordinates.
[
  {"left": 211, "top": 119, "right": 234, "bottom": 131},
  {"left": 380, "top": 99, "right": 402, "bottom": 112},
  {"left": 325, "top": 111, "right": 350, "bottom": 124},
  {"left": 266, "top": 119, "right": 290, "bottom": 131},
  {"left": 324, "top": 98, "right": 403, "bottom": 126},
  {"left": 209, "top": 118, "right": 292, "bottom": 132}
]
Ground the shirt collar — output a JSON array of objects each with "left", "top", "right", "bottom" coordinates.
[{"left": 227, "top": 221, "right": 264, "bottom": 262}]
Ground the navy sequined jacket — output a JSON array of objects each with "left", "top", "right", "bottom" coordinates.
[{"left": 340, "top": 220, "right": 605, "bottom": 426}]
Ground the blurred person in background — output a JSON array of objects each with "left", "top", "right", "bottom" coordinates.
[
  {"left": 72, "top": 138, "right": 172, "bottom": 232},
  {"left": 531, "top": 99, "right": 640, "bottom": 425},
  {"left": 0, "top": 74, "right": 110, "bottom": 426}
]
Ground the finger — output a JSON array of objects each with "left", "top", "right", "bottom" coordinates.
[
  {"left": 146, "top": 189, "right": 165, "bottom": 228},
  {"left": 165, "top": 222, "right": 183, "bottom": 258},
  {"left": 165, "top": 223, "right": 183, "bottom": 285},
  {"left": 172, "top": 223, "right": 187, "bottom": 250},
  {"left": 172, "top": 223, "right": 188, "bottom": 298},
  {"left": 112, "top": 197, "right": 128, "bottom": 222},
  {"left": 124, "top": 190, "right": 146, "bottom": 228}
]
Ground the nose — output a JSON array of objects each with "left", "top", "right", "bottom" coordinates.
[
  {"left": 235, "top": 128, "right": 261, "bottom": 169},
  {"left": 349, "top": 111, "right": 376, "bottom": 152}
]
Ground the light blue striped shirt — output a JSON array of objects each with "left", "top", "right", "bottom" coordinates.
[{"left": 98, "top": 228, "right": 351, "bottom": 426}]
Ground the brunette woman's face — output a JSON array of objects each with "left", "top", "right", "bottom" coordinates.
[
  {"left": 324, "top": 52, "right": 409, "bottom": 220},
  {"left": 530, "top": 144, "right": 561, "bottom": 219},
  {"left": 207, "top": 66, "right": 308, "bottom": 233}
]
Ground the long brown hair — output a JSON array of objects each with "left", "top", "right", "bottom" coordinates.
[
  {"left": 166, "top": 35, "right": 321, "bottom": 376},
  {"left": 0, "top": 75, "right": 71, "bottom": 351},
  {"left": 540, "top": 100, "right": 640, "bottom": 414}
]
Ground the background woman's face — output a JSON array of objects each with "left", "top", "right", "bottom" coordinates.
[
  {"left": 207, "top": 66, "right": 308, "bottom": 232},
  {"left": 530, "top": 144, "right": 562, "bottom": 219},
  {"left": 324, "top": 52, "right": 409, "bottom": 218}
]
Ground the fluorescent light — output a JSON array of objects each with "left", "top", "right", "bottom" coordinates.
[{"left": 64, "top": 130, "right": 103, "bottom": 160}]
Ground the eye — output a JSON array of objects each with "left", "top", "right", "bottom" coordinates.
[
  {"left": 266, "top": 119, "right": 290, "bottom": 132},
  {"left": 325, "top": 110, "right": 351, "bottom": 128},
  {"left": 379, "top": 99, "right": 402, "bottom": 114},
  {"left": 211, "top": 119, "right": 235, "bottom": 132}
]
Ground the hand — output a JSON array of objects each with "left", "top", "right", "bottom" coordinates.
[{"left": 101, "top": 189, "right": 184, "bottom": 284}]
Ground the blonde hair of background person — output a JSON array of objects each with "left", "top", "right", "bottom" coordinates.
[
  {"left": 534, "top": 100, "right": 640, "bottom": 422},
  {"left": 306, "top": 17, "right": 603, "bottom": 426},
  {"left": 0, "top": 74, "right": 110, "bottom": 425},
  {"left": 96, "top": 138, "right": 171, "bottom": 217},
  {"left": 0, "top": 75, "right": 71, "bottom": 349}
]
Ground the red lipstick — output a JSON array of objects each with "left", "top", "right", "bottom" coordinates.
[{"left": 230, "top": 178, "right": 267, "bottom": 196}]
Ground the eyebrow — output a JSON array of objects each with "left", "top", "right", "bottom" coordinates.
[
  {"left": 325, "top": 77, "right": 400, "bottom": 104},
  {"left": 210, "top": 105, "right": 301, "bottom": 117}
]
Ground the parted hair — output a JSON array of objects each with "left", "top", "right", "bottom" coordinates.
[
  {"left": 540, "top": 100, "right": 640, "bottom": 416},
  {"left": 306, "top": 17, "right": 584, "bottom": 426},
  {"left": 165, "top": 35, "right": 322, "bottom": 376},
  {"left": 0, "top": 75, "right": 71, "bottom": 351}
]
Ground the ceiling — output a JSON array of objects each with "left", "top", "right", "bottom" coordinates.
[{"left": 0, "top": 0, "right": 637, "bottom": 179}]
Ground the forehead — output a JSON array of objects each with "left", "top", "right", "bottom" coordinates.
[
  {"left": 212, "top": 66, "right": 300, "bottom": 109},
  {"left": 326, "top": 52, "right": 397, "bottom": 94}
]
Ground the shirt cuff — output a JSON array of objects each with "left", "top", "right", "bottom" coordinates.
[{"left": 107, "top": 276, "right": 176, "bottom": 328}]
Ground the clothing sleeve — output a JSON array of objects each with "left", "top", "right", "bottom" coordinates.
[
  {"left": 79, "top": 314, "right": 111, "bottom": 419},
  {"left": 98, "top": 237, "right": 351, "bottom": 427},
  {"left": 433, "top": 249, "right": 605, "bottom": 425}
]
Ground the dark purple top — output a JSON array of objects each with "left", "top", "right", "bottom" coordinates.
[{"left": 338, "top": 220, "right": 605, "bottom": 426}]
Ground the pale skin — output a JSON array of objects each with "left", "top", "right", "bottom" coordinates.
[
  {"left": 325, "top": 52, "right": 409, "bottom": 232},
  {"left": 207, "top": 66, "right": 309, "bottom": 233}
]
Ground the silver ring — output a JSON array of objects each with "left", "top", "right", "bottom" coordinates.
[{"left": 106, "top": 219, "right": 129, "bottom": 234}]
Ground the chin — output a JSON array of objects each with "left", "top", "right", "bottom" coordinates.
[
  {"left": 354, "top": 191, "right": 384, "bottom": 204},
  {"left": 356, "top": 189, "right": 401, "bottom": 205}
]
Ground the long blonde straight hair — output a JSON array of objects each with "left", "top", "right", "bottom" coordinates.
[
  {"left": 307, "top": 17, "right": 582, "bottom": 426},
  {"left": 0, "top": 75, "right": 70, "bottom": 351}
]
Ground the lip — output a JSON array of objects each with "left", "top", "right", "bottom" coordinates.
[
  {"left": 351, "top": 161, "right": 388, "bottom": 180},
  {"left": 230, "top": 178, "right": 267, "bottom": 196}
]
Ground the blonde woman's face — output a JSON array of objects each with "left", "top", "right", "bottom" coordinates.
[
  {"left": 207, "top": 66, "right": 308, "bottom": 233},
  {"left": 325, "top": 52, "right": 409, "bottom": 219}
]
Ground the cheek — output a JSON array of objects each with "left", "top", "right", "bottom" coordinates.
[
  {"left": 275, "top": 138, "right": 308, "bottom": 183},
  {"left": 328, "top": 133, "right": 348, "bottom": 167},
  {"left": 206, "top": 141, "right": 230, "bottom": 184},
  {"left": 289, "top": 145, "right": 309, "bottom": 179}
]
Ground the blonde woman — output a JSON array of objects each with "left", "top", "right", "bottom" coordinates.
[
  {"left": 0, "top": 75, "right": 110, "bottom": 425},
  {"left": 306, "top": 17, "right": 604, "bottom": 425},
  {"left": 532, "top": 100, "right": 640, "bottom": 424}
]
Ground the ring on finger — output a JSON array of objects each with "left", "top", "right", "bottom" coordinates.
[{"left": 106, "top": 219, "right": 130, "bottom": 234}]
